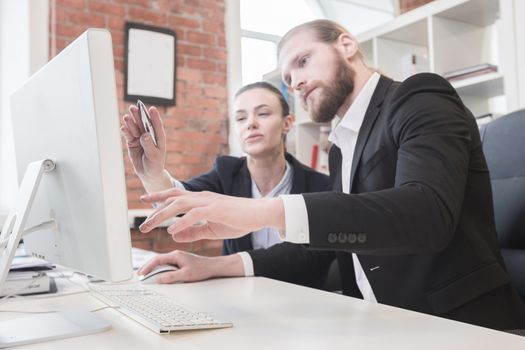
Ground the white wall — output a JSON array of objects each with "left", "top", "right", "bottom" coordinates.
[
  {"left": 515, "top": 0, "right": 525, "bottom": 109},
  {"left": 225, "top": 0, "right": 243, "bottom": 156},
  {"left": 0, "top": 0, "right": 48, "bottom": 224}
]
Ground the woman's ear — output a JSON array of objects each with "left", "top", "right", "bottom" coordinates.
[{"left": 282, "top": 114, "right": 294, "bottom": 134}]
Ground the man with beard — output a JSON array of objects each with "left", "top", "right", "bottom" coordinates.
[{"left": 139, "top": 20, "right": 525, "bottom": 331}]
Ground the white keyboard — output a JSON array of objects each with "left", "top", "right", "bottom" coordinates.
[{"left": 89, "top": 284, "right": 232, "bottom": 333}]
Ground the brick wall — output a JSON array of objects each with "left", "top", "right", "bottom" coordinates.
[
  {"left": 399, "top": 0, "right": 434, "bottom": 13},
  {"left": 49, "top": 0, "right": 229, "bottom": 211}
]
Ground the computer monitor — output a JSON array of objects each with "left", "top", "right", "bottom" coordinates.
[
  {"left": 6, "top": 28, "right": 133, "bottom": 282},
  {"left": 0, "top": 28, "right": 133, "bottom": 346}
]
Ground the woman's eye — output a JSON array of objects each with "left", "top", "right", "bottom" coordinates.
[
  {"left": 236, "top": 116, "right": 246, "bottom": 122},
  {"left": 259, "top": 113, "right": 270, "bottom": 117}
]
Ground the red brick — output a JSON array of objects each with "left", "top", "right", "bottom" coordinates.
[
  {"left": 163, "top": 117, "right": 187, "bottom": 129},
  {"left": 400, "top": 0, "right": 433, "bottom": 13},
  {"left": 187, "top": 58, "right": 215, "bottom": 71},
  {"left": 127, "top": 7, "right": 167, "bottom": 26},
  {"left": 202, "top": 20, "right": 222, "bottom": 34},
  {"left": 54, "top": 8, "right": 67, "bottom": 22},
  {"left": 107, "top": 17, "right": 125, "bottom": 31},
  {"left": 186, "top": 30, "right": 214, "bottom": 46},
  {"left": 216, "top": 34, "right": 226, "bottom": 47},
  {"left": 203, "top": 47, "right": 226, "bottom": 61},
  {"left": 126, "top": 176, "right": 144, "bottom": 189},
  {"left": 152, "top": 0, "right": 172, "bottom": 13},
  {"left": 88, "top": 1, "right": 125, "bottom": 16},
  {"left": 185, "top": 84, "right": 203, "bottom": 96},
  {"left": 202, "top": 73, "right": 226, "bottom": 85},
  {"left": 217, "top": 61, "right": 226, "bottom": 73},
  {"left": 127, "top": 190, "right": 145, "bottom": 203},
  {"left": 197, "top": 97, "right": 221, "bottom": 109},
  {"left": 113, "top": 46, "right": 124, "bottom": 58},
  {"left": 111, "top": 32, "right": 125, "bottom": 46},
  {"left": 203, "top": 86, "right": 227, "bottom": 98},
  {"left": 178, "top": 43, "right": 201, "bottom": 57},
  {"left": 56, "top": 0, "right": 86, "bottom": 10},
  {"left": 114, "top": 0, "right": 150, "bottom": 8},
  {"left": 177, "top": 67, "right": 202, "bottom": 82},
  {"left": 167, "top": 15, "right": 201, "bottom": 29},
  {"left": 67, "top": 12, "right": 106, "bottom": 28},
  {"left": 56, "top": 23, "right": 86, "bottom": 39}
]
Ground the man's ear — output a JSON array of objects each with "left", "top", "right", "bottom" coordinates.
[{"left": 336, "top": 33, "right": 359, "bottom": 60}]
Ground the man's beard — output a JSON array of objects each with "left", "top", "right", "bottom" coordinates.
[{"left": 307, "top": 57, "right": 355, "bottom": 123}]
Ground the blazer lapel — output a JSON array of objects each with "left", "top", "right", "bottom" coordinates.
[
  {"left": 287, "top": 153, "right": 307, "bottom": 194},
  {"left": 233, "top": 160, "right": 254, "bottom": 250},
  {"left": 349, "top": 75, "right": 393, "bottom": 192}
]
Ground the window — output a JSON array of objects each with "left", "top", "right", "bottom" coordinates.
[
  {"left": 239, "top": 0, "right": 318, "bottom": 85},
  {"left": 241, "top": 37, "right": 277, "bottom": 86}
]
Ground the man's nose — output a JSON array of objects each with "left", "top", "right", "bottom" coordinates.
[{"left": 290, "top": 70, "right": 305, "bottom": 91}]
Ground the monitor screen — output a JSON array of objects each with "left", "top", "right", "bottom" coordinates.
[{"left": 9, "top": 29, "right": 133, "bottom": 282}]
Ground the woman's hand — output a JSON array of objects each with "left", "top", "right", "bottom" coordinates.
[{"left": 121, "top": 105, "right": 171, "bottom": 192}]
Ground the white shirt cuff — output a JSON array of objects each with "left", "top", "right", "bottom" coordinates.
[
  {"left": 237, "top": 252, "right": 254, "bottom": 277},
  {"left": 280, "top": 194, "right": 310, "bottom": 244}
]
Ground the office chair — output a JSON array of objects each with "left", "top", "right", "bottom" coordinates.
[
  {"left": 480, "top": 109, "right": 525, "bottom": 302},
  {"left": 480, "top": 110, "right": 525, "bottom": 336}
]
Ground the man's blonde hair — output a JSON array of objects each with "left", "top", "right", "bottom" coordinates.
[{"left": 277, "top": 19, "right": 364, "bottom": 61}]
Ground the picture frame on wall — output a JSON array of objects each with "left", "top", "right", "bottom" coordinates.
[{"left": 124, "top": 22, "right": 177, "bottom": 106}]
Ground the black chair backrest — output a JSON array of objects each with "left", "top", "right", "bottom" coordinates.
[{"left": 480, "top": 109, "right": 525, "bottom": 300}]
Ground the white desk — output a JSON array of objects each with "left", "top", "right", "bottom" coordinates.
[{"left": 1, "top": 277, "right": 524, "bottom": 349}]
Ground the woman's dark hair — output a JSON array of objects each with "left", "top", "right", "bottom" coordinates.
[{"left": 234, "top": 81, "right": 290, "bottom": 117}]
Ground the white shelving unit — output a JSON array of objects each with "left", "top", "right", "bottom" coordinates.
[{"left": 357, "top": 0, "right": 522, "bottom": 119}]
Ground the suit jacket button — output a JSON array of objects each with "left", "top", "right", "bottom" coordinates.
[
  {"left": 338, "top": 233, "right": 347, "bottom": 244},
  {"left": 348, "top": 233, "right": 357, "bottom": 243},
  {"left": 328, "top": 233, "right": 338, "bottom": 244},
  {"left": 357, "top": 233, "right": 367, "bottom": 244}
]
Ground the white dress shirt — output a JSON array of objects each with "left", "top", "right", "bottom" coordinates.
[
  {"left": 172, "top": 161, "right": 294, "bottom": 277},
  {"left": 281, "top": 72, "right": 381, "bottom": 302}
]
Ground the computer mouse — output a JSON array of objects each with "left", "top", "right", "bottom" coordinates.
[{"left": 139, "top": 264, "right": 178, "bottom": 284}]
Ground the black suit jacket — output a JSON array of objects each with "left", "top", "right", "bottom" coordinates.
[
  {"left": 302, "top": 73, "right": 525, "bottom": 330},
  {"left": 182, "top": 153, "right": 335, "bottom": 289}
]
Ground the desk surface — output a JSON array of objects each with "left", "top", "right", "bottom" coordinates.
[{"left": 1, "top": 277, "right": 525, "bottom": 349}]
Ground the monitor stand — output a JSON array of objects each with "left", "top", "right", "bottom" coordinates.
[{"left": 0, "top": 159, "right": 111, "bottom": 348}]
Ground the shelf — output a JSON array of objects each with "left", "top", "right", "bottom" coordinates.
[
  {"left": 360, "top": 40, "right": 375, "bottom": 67},
  {"left": 380, "top": 19, "right": 427, "bottom": 46},
  {"left": 437, "top": 0, "right": 499, "bottom": 26},
  {"left": 262, "top": 68, "right": 282, "bottom": 87},
  {"left": 450, "top": 72, "right": 504, "bottom": 98}
]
